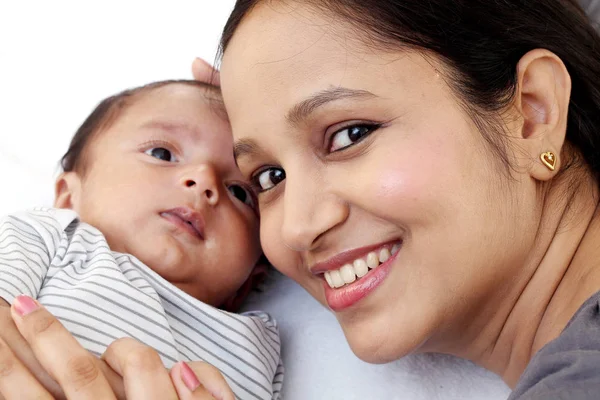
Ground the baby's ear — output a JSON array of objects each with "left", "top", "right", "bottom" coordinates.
[
  {"left": 221, "top": 262, "right": 270, "bottom": 312},
  {"left": 54, "top": 172, "right": 82, "bottom": 210}
]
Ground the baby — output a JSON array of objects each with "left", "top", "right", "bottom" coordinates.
[{"left": 0, "top": 80, "right": 282, "bottom": 400}]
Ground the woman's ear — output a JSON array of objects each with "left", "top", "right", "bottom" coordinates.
[
  {"left": 513, "top": 49, "right": 571, "bottom": 181},
  {"left": 54, "top": 172, "right": 82, "bottom": 210}
]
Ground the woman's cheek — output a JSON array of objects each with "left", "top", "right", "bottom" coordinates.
[
  {"left": 354, "top": 143, "right": 451, "bottom": 225},
  {"left": 259, "top": 206, "right": 295, "bottom": 275}
]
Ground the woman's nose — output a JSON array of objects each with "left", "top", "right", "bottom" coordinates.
[
  {"left": 180, "top": 165, "right": 220, "bottom": 206},
  {"left": 281, "top": 172, "right": 348, "bottom": 252}
]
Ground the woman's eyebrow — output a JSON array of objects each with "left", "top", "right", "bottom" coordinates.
[
  {"left": 234, "top": 88, "right": 376, "bottom": 164},
  {"left": 234, "top": 138, "right": 260, "bottom": 164},
  {"left": 286, "top": 87, "right": 376, "bottom": 126}
]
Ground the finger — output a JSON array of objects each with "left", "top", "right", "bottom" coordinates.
[
  {"left": 0, "top": 325, "right": 125, "bottom": 399},
  {"left": 96, "top": 358, "right": 127, "bottom": 400},
  {"left": 102, "top": 337, "right": 177, "bottom": 400},
  {"left": 0, "top": 335, "right": 53, "bottom": 400},
  {"left": 192, "top": 58, "right": 220, "bottom": 86},
  {"left": 0, "top": 300, "right": 65, "bottom": 398},
  {"left": 171, "top": 361, "right": 236, "bottom": 400},
  {"left": 11, "top": 295, "right": 117, "bottom": 400},
  {"left": 170, "top": 362, "right": 214, "bottom": 400}
]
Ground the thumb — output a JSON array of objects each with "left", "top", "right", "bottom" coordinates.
[{"left": 192, "top": 58, "right": 220, "bottom": 86}]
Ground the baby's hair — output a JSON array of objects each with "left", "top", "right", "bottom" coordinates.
[{"left": 61, "top": 79, "right": 223, "bottom": 174}]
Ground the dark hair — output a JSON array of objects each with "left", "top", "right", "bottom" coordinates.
[
  {"left": 219, "top": 0, "right": 600, "bottom": 183},
  {"left": 61, "top": 79, "right": 221, "bottom": 174}
]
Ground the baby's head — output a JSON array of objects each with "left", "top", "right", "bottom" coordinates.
[{"left": 55, "top": 80, "right": 261, "bottom": 308}]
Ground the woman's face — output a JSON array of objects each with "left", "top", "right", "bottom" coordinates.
[{"left": 221, "top": 3, "right": 539, "bottom": 362}]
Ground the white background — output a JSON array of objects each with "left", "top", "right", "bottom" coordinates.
[{"left": 0, "top": 1, "right": 235, "bottom": 213}]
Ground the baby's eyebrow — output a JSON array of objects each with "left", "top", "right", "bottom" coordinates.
[
  {"left": 140, "top": 120, "right": 199, "bottom": 139},
  {"left": 286, "top": 87, "right": 376, "bottom": 126}
]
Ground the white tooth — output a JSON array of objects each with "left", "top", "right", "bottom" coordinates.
[
  {"left": 324, "top": 271, "right": 335, "bottom": 289},
  {"left": 353, "top": 259, "right": 369, "bottom": 277},
  {"left": 391, "top": 243, "right": 400, "bottom": 255},
  {"left": 340, "top": 264, "right": 357, "bottom": 284},
  {"left": 366, "top": 252, "right": 379, "bottom": 269},
  {"left": 379, "top": 248, "right": 391, "bottom": 263},
  {"left": 330, "top": 270, "right": 345, "bottom": 288}
]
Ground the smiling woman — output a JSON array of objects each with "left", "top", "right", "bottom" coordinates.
[
  {"left": 218, "top": 0, "right": 600, "bottom": 398},
  {"left": 2, "top": 1, "right": 600, "bottom": 399}
]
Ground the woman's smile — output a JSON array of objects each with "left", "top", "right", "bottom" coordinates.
[{"left": 313, "top": 241, "right": 402, "bottom": 311}]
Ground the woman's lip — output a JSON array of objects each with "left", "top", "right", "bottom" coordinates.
[
  {"left": 324, "top": 249, "right": 399, "bottom": 312},
  {"left": 310, "top": 240, "right": 401, "bottom": 275}
]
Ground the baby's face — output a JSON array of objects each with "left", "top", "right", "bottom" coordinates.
[{"left": 67, "top": 84, "right": 261, "bottom": 306}]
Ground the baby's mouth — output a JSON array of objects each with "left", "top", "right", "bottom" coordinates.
[{"left": 161, "top": 208, "right": 205, "bottom": 240}]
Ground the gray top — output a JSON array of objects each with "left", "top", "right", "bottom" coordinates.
[{"left": 509, "top": 291, "right": 600, "bottom": 399}]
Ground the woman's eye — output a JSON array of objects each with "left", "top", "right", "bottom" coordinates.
[
  {"left": 228, "top": 184, "right": 256, "bottom": 209},
  {"left": 329, "top": 124, "right": 377, "bottom": 152},
  {"left": 254, "top": 168, "right": 286, "bottom": 192},
  {"left": 145, "top": 147, "right": 177, "bottom": 162}
]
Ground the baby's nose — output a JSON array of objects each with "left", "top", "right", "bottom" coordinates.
[{"left": 180, "top": 165, "right": 220, "bottom": 206}]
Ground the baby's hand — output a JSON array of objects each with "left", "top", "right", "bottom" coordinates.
[
  {"left": 0, "top": 298, "right": 64, "bottom": 399},
  {"left": 169, "top": 361, "right": 235, "bottom": 400}
]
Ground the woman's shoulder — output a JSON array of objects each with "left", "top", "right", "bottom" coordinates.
[{"left": 509, "top": 291, "right": 600, "bottom": 399}]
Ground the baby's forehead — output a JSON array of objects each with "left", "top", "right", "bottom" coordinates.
[
  {"left": 99, "top": 82, "right": 230, "bottom": 140},
  {"left": 114, "top": 83, "right": 231, "bottom": 143},
  {"left": 139, "top": 82, "right": 226, "bottom": 116}
]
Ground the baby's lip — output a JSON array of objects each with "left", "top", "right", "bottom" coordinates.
[{"left": 161, "top": 207, "right": 205, "bottom": 239}]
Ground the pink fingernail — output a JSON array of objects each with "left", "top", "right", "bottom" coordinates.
[
  {"left": 14, "top": 295, "right": 39, "bottom": 316},
  {"left": 180, "top": 362, "right": 201, "bottom": 391}
]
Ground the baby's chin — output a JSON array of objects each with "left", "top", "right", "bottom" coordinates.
[{"left": 136, "top": 242, "right": 194, "bottom": 278}]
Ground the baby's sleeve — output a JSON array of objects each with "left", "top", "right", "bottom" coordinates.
[
  {"left": 271, "top": 355, "right": 284, "bottom": 400},
  {"left": 0, "top": 209, "right": 63, "bottom": 302}
]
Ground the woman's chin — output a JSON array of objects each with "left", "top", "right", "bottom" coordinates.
[{"left": 341, "top": 322, "right": 426, "bottom": 364}]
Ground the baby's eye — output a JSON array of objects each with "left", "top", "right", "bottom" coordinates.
[
  {"left": 228, "top": 184, "right": 256, "bottom": 209},
  {"left": 145, "top": 147, "right": 177, "bottom": 162},
  {"left": 253, "top": 168, "right": 286, "bottom": 192},
  {"left": 330, "top": 124, "right": 378, "bottom": 152}
]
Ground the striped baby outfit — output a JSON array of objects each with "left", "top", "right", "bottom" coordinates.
[{"left": 0, "top": 208, "right": 283, "bottom": 400}]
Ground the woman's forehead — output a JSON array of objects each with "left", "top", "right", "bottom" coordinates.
[{"left": 224, "top": 50, "right": 436, "bottom": 131}]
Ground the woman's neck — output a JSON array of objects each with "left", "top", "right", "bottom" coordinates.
[{"left": 460, "top": 172, "right": 600, "bottom": 387}]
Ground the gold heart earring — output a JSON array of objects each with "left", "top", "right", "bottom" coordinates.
[{"left": 540, "top": 151, "right": 556, "bottom": 171}]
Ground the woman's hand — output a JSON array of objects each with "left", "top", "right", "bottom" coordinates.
[
  {"left": 0, "top": 298, "right": 65, "bottom": 398},
  {"left": 192, "top": 58, "right": 220, "bottom": 86},
  {"left": 0, "top": 297, "right": 126, "bottom": 399},
  {"left": 0, "top": 295, "right": 234, "bottom": 399},
  {"left": 103, "top": 338, "right": 234, "bottom": 400}
]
